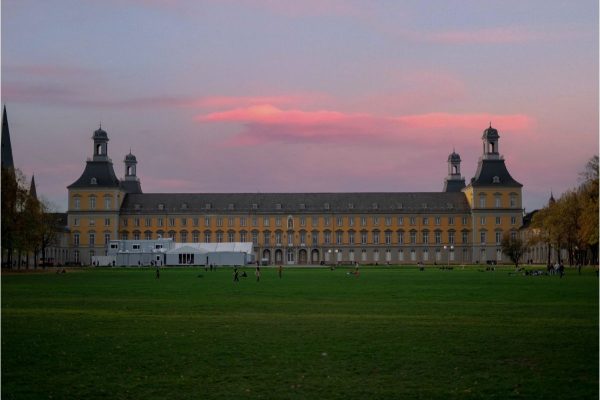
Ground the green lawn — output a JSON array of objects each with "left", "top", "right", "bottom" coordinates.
[{"left": 2, "top": 266, "right": 598, "bottom": 399}]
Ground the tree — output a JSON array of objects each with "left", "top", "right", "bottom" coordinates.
[
  {"left": 1, "top": 167, "right": 28, "bottom": 268},
  {"left": 501, "top": 232, "right": 527, "bottom": 269}
]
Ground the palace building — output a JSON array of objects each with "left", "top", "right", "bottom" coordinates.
[{"left": 67, "top": 125, "right": 523, "bottom": 266}]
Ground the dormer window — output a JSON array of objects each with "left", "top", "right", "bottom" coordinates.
[
  {"left": 181, "top": 203, "right": 188, "bottom": 210},
  {"left": 275, "top": 203, "right": 282, "bottom": 210},
  {"left": 446, "top": 203, "right": 454, "bottom": 209},
  {"left": 348, "top": 203, "right": 354, "bottom": 209},
  {"left": 422, "top": 203, "right": 428, "bottom": 209},
  {"left": 252, "top": 203, "right": 258, "bottom": 210},
  {"left": 90, "top": 177, "right": 97, "bottom": 185},
  {"left": 372, "top": 203, "right": 378, "bottom": 210},
  {"left": 228, "top": 203, "right": 234, "bottom": 210},
  {"left": 492, "top": 176, "right": 500, "bottom": 183},
  {"left": 158, "top": 203, "right": 164, "bottom": 210},
  {"left": 324, "top": 203, "right": 330, "bottom": 210},
  {"left": 134, "top": 204, "right": 141, "bottom": 211},
  {"left": 299, "top": 203, "right": 306, "bottom": 210},
  {"left": 397, "top": 203, "right": 403, "bottom": 210},
  {"left": 205, "top": 203, "right": 212, "bottom": 210}
]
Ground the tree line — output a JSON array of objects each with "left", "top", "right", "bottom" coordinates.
[
  {"left": 530, "top": 155, "right": 599, "bottom": 266},
  {"left": 1, "top": 166, "right": 60, "bottom": 269}
]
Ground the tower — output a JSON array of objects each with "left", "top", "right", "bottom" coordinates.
[
  {"left": 443, "top": 150, "right": 466, "bottom": 192},
  {"left": 1, "top": 105, "right": 14, "bottom": 170},
  {"left": 67, "top": 126, "right": 124, "bottom": 265},
  {"left": 464, "top": 125, "right": 523, "bottom": 264},
  {"left": 121, "top": 151, "right": 142, "bottom": 194}
]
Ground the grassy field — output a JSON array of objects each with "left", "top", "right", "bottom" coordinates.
[{"left": 2, "top": 266, "right": 598, "bottom": 399}]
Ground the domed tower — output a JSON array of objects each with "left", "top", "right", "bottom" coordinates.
[
  {"left": 482, "top": 124, "right": 500, "bottom": 160},
  {"left": 121, "top": 150, "right": 142, "bottom": 194},
  {"left": 67, "top": 126, "right": 123, "bottom": 265},
  {"left": 443, "top": 150, "right": 466, "bottom": 192}
]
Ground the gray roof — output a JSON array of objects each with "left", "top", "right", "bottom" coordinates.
[
  {"left": 120, "top": 192, "right": 471, "bottom": 214},
  {"left": 120, "top": 180, "right": 143, "bottom": 194},
  {"left": 470, "top": 159, "right": 522, "bottom": 188},
  {"left": 67, "top": 160, "right": 120, "bottom": 189},
  {"left": 443, "top": 179, "right": 466, "bottom": 193}
]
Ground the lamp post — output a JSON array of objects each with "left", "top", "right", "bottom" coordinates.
[
  {"left": 328, "top": 248, "right": 338, "bottom": 268},
  {"left": 443, "top": 245, "right": 454, "bottom": 268}
]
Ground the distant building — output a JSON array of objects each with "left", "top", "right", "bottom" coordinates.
[{"left": 66, "top": 123, "right": 525, "bottom": 266}]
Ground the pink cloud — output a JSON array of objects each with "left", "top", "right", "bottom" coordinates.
[{"left": 195, "top": 105, "right": 535, "bottom": 147}]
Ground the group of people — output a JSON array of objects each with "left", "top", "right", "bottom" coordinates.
[
  {"left": 547, "top": 262, "right": 565, "bottom": 278},
  {"left": 233, "top": 265, "right": 268, "bottom": 282}
]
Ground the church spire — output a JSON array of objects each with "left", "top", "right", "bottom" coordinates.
[
  {"left": 29, "top": 175, "right": 38, "bottom": 200},
  {"left": 1, "top": 105, "right": 15, "bottom": 170}
]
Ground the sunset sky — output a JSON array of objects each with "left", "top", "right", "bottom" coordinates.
[{"left": 2, "top": 0, "right": 598, "bottom": 212}]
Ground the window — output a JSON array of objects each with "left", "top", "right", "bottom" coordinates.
[
  {"left": 74, "top": 197, "right": 80, "bottom": 210},
  {"left": 89, "top": 196, "right": 96, "bottom": 210},
  {"left": 264, "top": 231, "right": 271, "bottom": 246},
  {"left": 510, "top": 195, "right": 517, "bottom": 208},
  {"left": 479, "top": 195, "right": 486, "bottom": 208},
  {"left": 495, "top": 195, "right": 501, "bottom": 208},
  {"left": 228, "top": 217, "right": 234, "bottom": 227},
  {"left": 348, "top": 231, "right": 355, "bottom": 244},
  {"left": 410, "top": 217, "right": 416, "bottom": 225},
  {"left": 511, "top": 216, "right": 517, "bottom": 225},
  {"left": 299, "top": 231, "right": 306, "bottom": 244},
  {"left": 448, "top": 217, "right": 454, "bottom": 225},
  {"left": 448, "top": 231, "right": 455, "bottom": 244},
  {"left": 275, "top": 203, "right": 282, "bottom": 210},
  {"left": 110, "top": 243, "right": 118, "bottom": 250},
  {"left": 169, "top": 218, "right": 175, "bottom": 227},
  {"left": 228, "top": 203, "right": 234, "bottom": 211},
  {"left": 373, "top": 216, "right": 379, "bottom": 225},
  {"left": 422, "top": 231, "right": 429, "bottom": 244},
  {"left": 89, "top": 218, "right": 95, "bottom": 227},
  {"left": 132, "top": 244, "right": 140, "bottom": 250},
  {"left": 480, "top": 217, "right": 486, "bottom": 225},
  {"left": 398, "top": 249, "right": 404, "bottom": 261},
  {"left": 348, "top": 217, "right": 355, "bottom": 227},
  {"left": 324, "top": 217, "right": 330, "bottom": 226},
  {"left": 422, "top": 217, "right": 429, "bottom": 225},
  {"left": 158, "top": 203, "right": 164, "bottom": 211},
  {"left": 435, "top": 217, "right": 441, "bottom": 225},
  {"left": 193, "top": 218, "right": 199, "bottom": 227},
  {"left": 252, "top": 203, "right": 258, "bottom": 210},
  {"left": 312, "top": 231, "right": 319, "bottom": 244},
  {"left": 145, "top": 217, "right": 152, "bottom": 227},
  {"left": 337, "top": 216, "right": 343, "bottom": 226},
  {"left": 361, "top": 217, "right": 367, "bottom": 227},
  {"left": 252, "top": 217, "right": 258, "bottom": 227},
  {"left": 89, "top": 233, "right": 95, "bottom": 247},
  {"left": 104, "top": 233, "right": 110, "bottom": 245},
  {"left": 480, "top": 231, "right": 486, "bottom": 244},
  {"left": 206, "top": 203, "right": 212, "bottom": 210},
  {"left": 216, "top": 232, "right": 223, "bottom": 243},
  {"left": 169, "top": 231, "right": 176, "bottom": 241},
  {"left": 104, "top": 197, "right": 111, "bottom": 210},
  {"left": 300, "top": 217, "right": 306, "bottom": 227},
  {"left": 385, "top": 231, "right": 392, "bottom": 245},
  {"left": 181, "top": 218, "right": 187, "bottom": 227},
  {"left": 397, "top": 231, "right": 404, "bottom": 244},
  {"left": 252, "top": 231, "right": 258, "bottom": 245},
  {"left": 361, "top": 231, "right": 368, "bottom": 244},
  {"left": 73, "top": 233, "right": 80, "bottom": 247},
  {"left": 74, "top": 217, "right": 80, "bottom": 227},
  {"left": 121, "top": 232, "right": 129, "bottom": 240},
  {"left": 133, "top": 231, "right": 140, "bottom": 240},
  {"left": 435, "top": 231, "right": 441, "bottom": 244},
  {"left": 510, "top": 231, "right": 517, "bottom": 240},
  {"left": 205, "top": 216, "right": 211, "bottom": 226},
  {"left": 324, "top": 203, "right": 330, "bottom": 210},
  {"left": 462, "top": 231, "right": 469, "bottom": 244},
  {"left": 288, "top": 232, "right": 294, "bottom": 245},
  {"left": 324, "top": 231, "right": 331, "bottom": 244},
  {"left": 134, "top": 218, "right": 140, "bottom": 227},
  {"left": 410, "top": 231, "right": 417, "bottom": 244},
  {"left": 240, "top": 231, "right": 247, "bottom": 242},
  {"left": 181, "top": 231, "right": 188, "bottom": 242},
  {"left": 263, "top": 217, "right": 270, "bottom": 227},
  {"left": 240, "top": 217, "right": 247, "bottom": 227},
  {"left": 312, "top": 216, "right": 318, "bottom": 226},
  {"left": 216, "top": 217, "right": 223, "bottom": 227},
  {"left": 276, "top": 217, "right": 282, "bottom": 227},
  {"left": 228, "top": 232, "right": 235, "bottom": 242},
  {"left": 205, "top": 232, "right": 211, "bottom": 243},
  {"left": 462, "top": 217, "right": 468, "bottom": 225},
  {"left": 157, "top": 218, "right": 163, "bottom": 227},
  {"left": 145, "top": 231, "right": 152, "bottom": 241},
  {"left": 276, "top": 232, "right": 282, "bottom": 245},
  {"left": 385, "top": 217, "right": 392, "bottom": 226},
  {"left": 495, "top": 231, "right": 502, "bottom": 244},
  {"left": 336, "top": 231, "right": 343, "bottom": 245}
]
